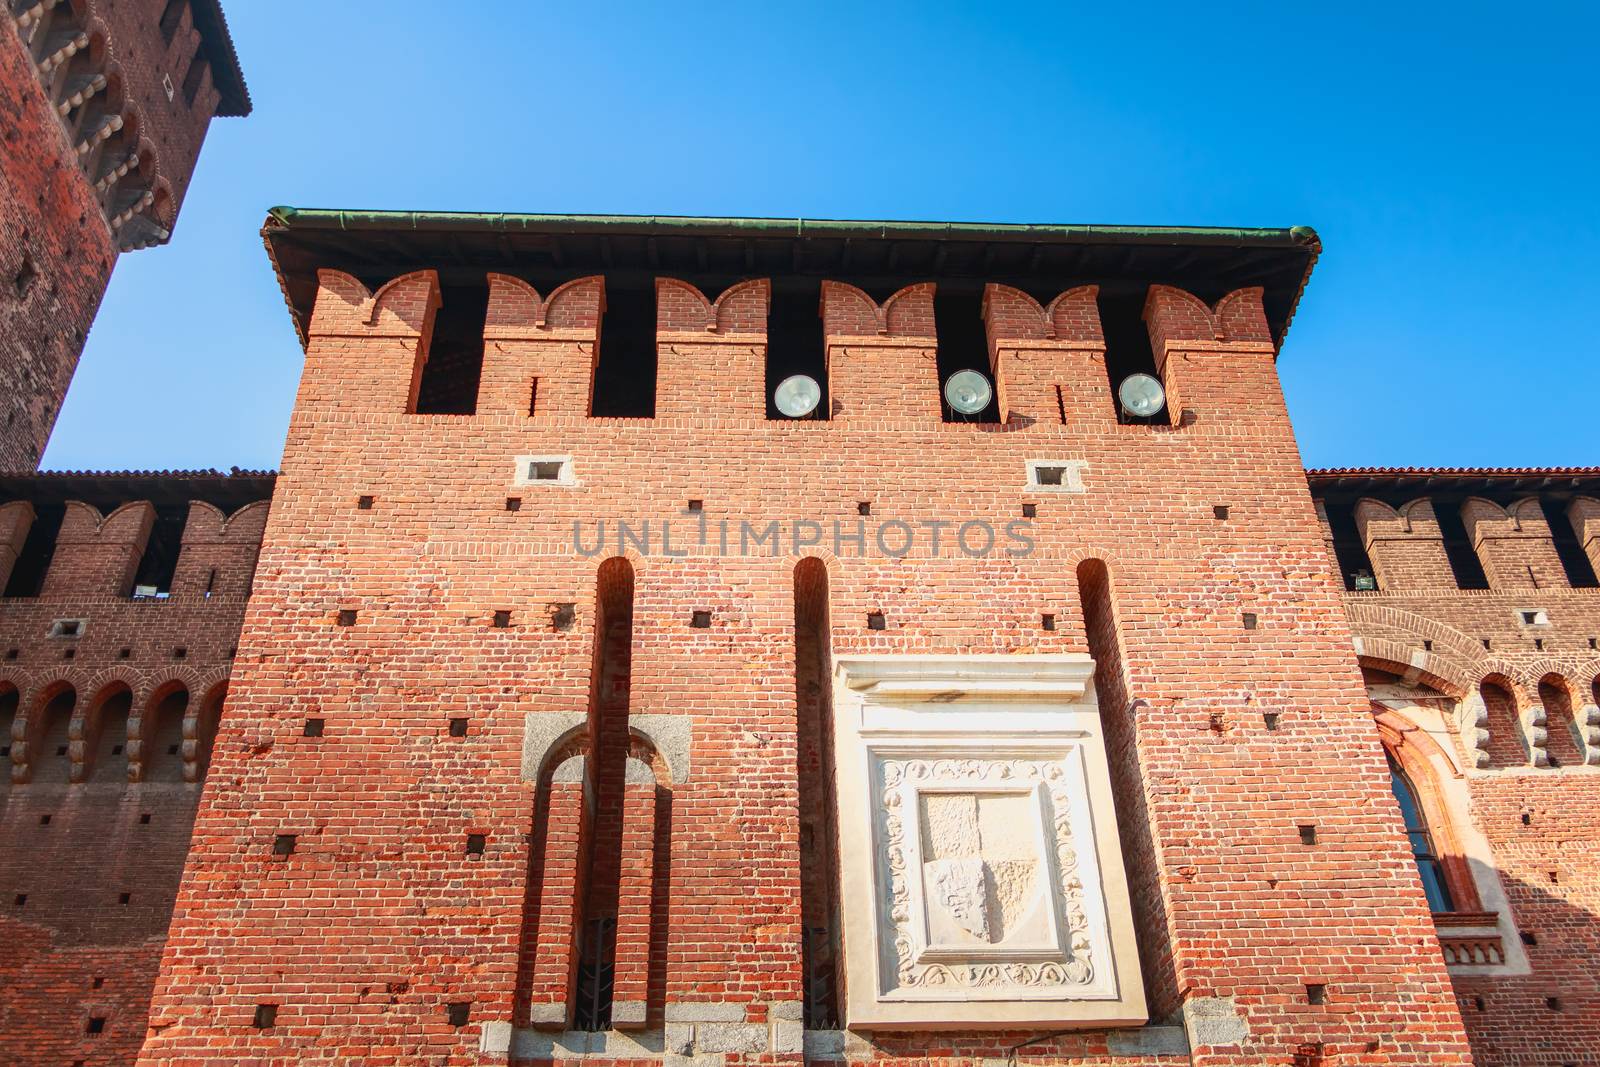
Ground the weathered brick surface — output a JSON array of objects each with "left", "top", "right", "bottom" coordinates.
[
  {"left": 1319, "top": 476, "right": 1600, "bottom": 1066},
  {"left": 133, "top": 264, "right": 1475, "bottom": 1066},
  {"left": 0, "top": 479, "right": 268, "bottom": 1067},
  {"left": 0, "top": 2, "right": 245, "bottom": 471}
]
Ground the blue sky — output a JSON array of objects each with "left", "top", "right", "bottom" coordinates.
[{"left": 43, "top": 2, "right": 1600, "bottom": 472}]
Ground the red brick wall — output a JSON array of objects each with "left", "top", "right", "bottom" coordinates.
[
  {"left": 0, "top": 486, "right": 267, "bottom": 1067},
  {"left": 139, "top": 268, "right": 1472, "bottom": 1065},
  {"left": 0, "top": 20, "right": 115, "bottom": 471},
  {"left": 1325, "top": 481, "right": 1600, "bottom": 1066},
  {"left": 1, "top": 2, "right": 238, "bottom": 471}
]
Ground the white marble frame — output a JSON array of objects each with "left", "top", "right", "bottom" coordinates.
[{"left": 832, "top": 654, "right": 1147, "bottom": 1030}]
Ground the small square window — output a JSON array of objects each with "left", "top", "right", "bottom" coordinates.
[
  {"left": 466, "top": 834, "right": 486, "bottom": 856},
  {"left": 687, "top": 499, "right": 703, "bottom": 513},
  {"left": 118, "top": 893, "right": 131, "bottom": 905},
  {"left": 48, "top": 618, "right": 82, "bottom": 638},
  {"left": 1213, "top": 505, "right": 1230, "bottom": 520},
  {"left": 492, "top": 610, "right": 512, "bottom": 628},
  {"left": 867, "top": 611, "right": 886, "bottom": 631},
  {"left": 447, "top": 1001, "right": 472, "bottom": 1027},
  {"left": 690, "top": 610, "right": 711, "bottom": 629},
  {"left": 357, "top": 495, "right": 375, "bottom": 510},
  {"left": 1021, "top": 503, "right": 1036, "bottom": 519},
  {"left": 449, "top": 717, "right": 468, "bottom": 737},
  {"left": 1518, "top": 609, "right": 1550, "bottom": 627},
  {"left": 172, "top": 647, "right": 187, "bottom": 660},
  {"left": 4, "top": 648, "right": 17, "bottom": 660},
  {"left": 1041, "top": 613, "right": 1056, "bottom": 631},
  {"left": 139, "top": 813, "right": 151, "bottom": 824},
  {"left": 86, "top": 1016, "right": 105, "bottom": 1035},
  {"left": 505, "top": 497, "right": 522, "bottom": 512},
  {"left": 1242, "top": 613, "right": 1258, "bottom": 630},
  {"left": 513, "top": 455, "right": 576, "bottom": 486},
  {"left": 118, "top": 647, "right": 131, "bottom": 659},
  {"left": 1025, "top": 459, "right": 1087, "bottom": 493},
  {"left": 273, "top": 834, "right": 297, "bottom": 856},
  {"left": 303, "top": 718, "right": 325, "bottom": 737},
  {"left": 253, "top": 1004, "right": 278, "bottom": 1029},
  {"left": 857, "top": 501, "right": 872, "bottom": 516},
  {"left": 336, "top": 610, "right": 358, "bottom": 627},
  {"left": 1298, "top": 824, "right": 1318, "bottom": 845},
  {"left": 1305, "top": 983, "right": 1326, "bottom": 1005}
]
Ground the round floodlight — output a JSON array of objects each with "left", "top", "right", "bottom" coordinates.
[
  {"left": 943, "top": 370, "right": 993, "bottom": 415},
  {"left": 774, "top": 374, "right": 822, "bottom": 418},
  {"left": 1117, "top": 373, "right": 1166, "bottom": 418}
]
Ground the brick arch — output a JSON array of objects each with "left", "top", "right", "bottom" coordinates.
[
  {"left": 1477, "top": 672, "right": 1533, "bottom": 769},
  {"left": 786, "top": 546, "right": 841, "bottom": 576},
  {"left": 78, "top": 678, "right": 133, "bottom": 783},
  {"left": 1535, "top": 671, "right": 1593, "bottom": 767},
  {"left": 538, "top": 726, "right": 590, "bottom": 785},
  {"left": 1212, "top": 286, "right": 1271, "bottom": 343},
  {"left": 132, "top": 675, "right": 193, "bottom": 783},
  {"left": 23, "top": 679, "right": 80, "bottom": 785},
  {"left": 1357, "top": 648, "right": 1473, "bottom": 700},
  {"left": 541, "top": 275, "right": 606, "bottom": 329},
  {"left": 982, "top": 283, "right": 1049, "bottom": 339},
  {"left": 584, "top": 546, "right": 646, "bottom": 579},
  {"left": 184, "top": 678, "right": 230, "bottom": 782},
  {"left": 882, "top": 282, "right": 934, "bottom": 337},
  {"left": 626, "top": 730, "right": 672, "bottom": 787},
  {"left": 1346, "top": 602, "right": 1494, "bottom": 669},
  {"left": 1355, "top": 496, "right": 1401, "bottom": 525},
  {"left": 310, "top": 268, "right": 442, "bottom": 336},
  {"left": 485, "top": 273, "right": 605, "bottom": 332},
  {"left": 1372, "top": 706, "right": 1483, "bottom": 913},
  {"left": 1045, "top": 286, "right": 1101, "bottom": 342},
  {"left": 368, "top": 270, "right": 441, "bottom": 328}
]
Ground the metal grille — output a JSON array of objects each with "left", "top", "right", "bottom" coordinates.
[{"left": 573, "top": 916, "right": 616, "bottom": 1032}]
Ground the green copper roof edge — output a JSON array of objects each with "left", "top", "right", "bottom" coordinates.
[{"left": 264, "top": 207, "right": 1319, "bottom": 250}]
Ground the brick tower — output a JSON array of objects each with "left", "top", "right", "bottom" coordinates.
[
  {"left": 0, "top": 0, "right": 249, "bottom": 471},
  {"left": 134, "top": 211, "right": 1481, "bottom": 1064}
]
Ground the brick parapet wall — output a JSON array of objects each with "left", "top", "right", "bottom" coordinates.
[
  {"left": 139, "top": 271, "right": 1473, "bottom": 1064},
  {"left": 0, "top": 588, "right": 250, "bottom": 1067},
  {"left": 1461, "top": 497, "right": 1570, "bottom": 591},
  {"left": 1339, "top": 579, "right": 1600, "bottom": 1063}
]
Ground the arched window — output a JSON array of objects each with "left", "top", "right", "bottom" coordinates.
[{"left": 1387, "top": 753, "right": 1454, "bottom": 912}]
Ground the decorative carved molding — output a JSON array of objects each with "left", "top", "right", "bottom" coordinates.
[{"left": 830, "top": 654, "right": 1144, "bottom": 1030}]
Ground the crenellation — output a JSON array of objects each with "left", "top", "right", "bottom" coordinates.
[{"left": 1462, "top": 496, "right": 1571, "bottom": 590}]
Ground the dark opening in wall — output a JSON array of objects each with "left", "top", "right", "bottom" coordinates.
[
  {"left": 1543, "top": 497, "right": 1599, "bottom": 587},
  {"left": 3, "top": 501, "right": 63, "bottom": 598},
  {"left": 793, "top": 557, "right": 839, "bottom": 1028},
  {"left": 414, "top": 283, "right": 490, "bottom": 415},
  {"left": 767, "top": 277, "right": 827, "bottom": 420},
  {"left": 1316, "top": 497, "right": 1378, "bottom": 591},
  {"left": 181, "top": 43, "right": 207, "bottom": 107},
  {"left": 933, "top": 284, "right": 999, "bottom": 423},
  {"left": 1095, "top": 288, "right": 1166, "bottom": 424},
  {"left": 1432, "top": 499, "right": 1490, "bottom": 589},
  {"left": 572, "top": 556, "right": 636, "bottom": 1031},
  {"left": 131, "top": 502, "right": 188, "bottom": 597},
  {"left": 159, "top": 0, "right": 186, "bottom": 43},
  {"left": 590, "top": 281, "right": 656, "bottom": 418}
]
